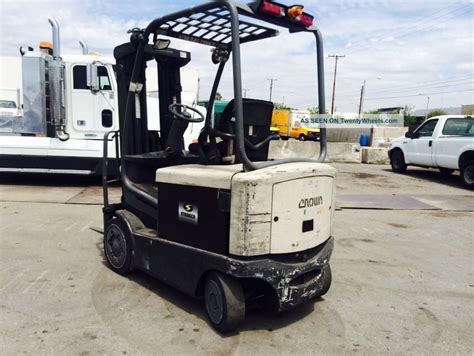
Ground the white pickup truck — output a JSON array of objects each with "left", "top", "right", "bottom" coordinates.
[{"left": 388, "top": 115, "right": 474, "bottom": 188}]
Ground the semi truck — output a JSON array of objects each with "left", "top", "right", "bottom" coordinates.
[
  {"left": 0, "top": 18, "right": 205, "bottom": 175},
  {"left": 272, "top": 109, "right": 320, "bottom": 141}
]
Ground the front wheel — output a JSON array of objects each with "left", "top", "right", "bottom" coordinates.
[
  {"left": 460, "top": 160, "right": 474, "bottom": 189},
  {"left": 390, "top": 149, "right": 407, "bottom": 173},
  {"left": 204, "top": 272, "right": 245, "bottom": 333},
  {"left": 299, "top": 134, "right": 306, "bottom": 141}
]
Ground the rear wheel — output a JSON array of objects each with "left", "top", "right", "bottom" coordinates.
[
  {"left": 460, "top": 160, "right": 474, "bottom": 189},
  {"left": 439, "top": 168, "right": 454, "bottom": 176},
  {"left": 318, "top": 265, "right": 332, "bottom": 297},
  {"left": 390, "top": 149, "right": 407, "bottom": 173},
  {"left": 104, "top": 218, "right": 133, "bottom": 275},
  {"left": 204, "top": 272, "right": 245, "bottom": 333},
  {"left": 299, "top": 134, "right": 306, "bottom": 141}
]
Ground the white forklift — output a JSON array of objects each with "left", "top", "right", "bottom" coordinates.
[
  {"left": 102, "top": 0, "right": 335, "bottom": 333},
  {"left": 0, "top": 18, "right": 205, "bottom": 175}
]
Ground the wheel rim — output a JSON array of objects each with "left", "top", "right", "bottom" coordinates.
[
  {"left": 205, "top": 280, "right": 224, "bottom": 324},
  {"left": 464, "top": 166, "right": 474, "bottom": 184},
  {"left": 105, "top": 224, "right": 127, "bottom": 269},
  {"left": 300, "top": 135, "right": 305, "bottom": 141}
]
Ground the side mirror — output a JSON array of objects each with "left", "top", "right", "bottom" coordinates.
[
  {"left": 87, "top": 63, "right": 99, "bottom": 92},
  {"left": 405, "top": 131, "right": 419, "bottom": 139}
]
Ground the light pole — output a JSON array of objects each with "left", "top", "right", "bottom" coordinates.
[
  {"left": 328, "top": 54, "right": 345, "bottom": 115},
  {"left": 425, "top": 96, "right": 430, "bottom": 120},
  {"left": 358, "top": 77, "right": 381, "bottom": 117}
]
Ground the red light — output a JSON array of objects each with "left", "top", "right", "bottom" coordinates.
[
  {"left": 260, "top": 1, "right": 285, "bottom": 17},
  {"left": 299, "top": 13, "right": 314, "bottom": 27}
]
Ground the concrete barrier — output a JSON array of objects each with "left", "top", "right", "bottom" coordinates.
[
  {"left": 269, "top": 140, "right": 361, "bottom": 163},
  {"left": 361, "top": 147, "right": 390, "bottom": 164},
  {"left": 371, "top": 127, "right": 408, "bottom": 147}
]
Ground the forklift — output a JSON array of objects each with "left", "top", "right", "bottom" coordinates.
[{"left": 102, "top": 0, "right": 335, "bottom": 333}]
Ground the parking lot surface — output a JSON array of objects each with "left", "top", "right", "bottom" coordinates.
[{"left": 1, "top": 163, "right": 473, "bottom": 354}]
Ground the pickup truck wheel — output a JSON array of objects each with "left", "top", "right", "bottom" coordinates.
[
  {"left": 299, "top": 134, "right": 306, "bottom": 141},
  {"left": 390, "top": 149, "right": 407, "bottom": 173},
  {"left": 204, "top": 272, "right": 245, "bottom": 333},
  {"left": 460, "top": 161, "right": 474, "bottom": 189},
  {"left": 439, "top": 168, "right": 454, "bottom": 176}
]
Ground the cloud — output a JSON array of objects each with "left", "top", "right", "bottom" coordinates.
[{"left": 0, "top": 0, "right": 472, "bottom": 113}]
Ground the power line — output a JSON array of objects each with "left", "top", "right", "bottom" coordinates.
[
  {"left": 338, "top": 88, "right": 474, "bottom": 101},
  {"left": 336, "top": 75, "right": 474, "bottom": 98},
  {"left": 342, "top": 2, "right": 458, "bottom": 49},
  {"left": 344, "top": 3, "right": 472, "bottom": 55}
]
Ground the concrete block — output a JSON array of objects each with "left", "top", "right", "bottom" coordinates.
[
  {"left": 269, "top": 140, "right": 361, "bottom": 163},
  {"left": 361, "top": 147, "right": 390, "bottom": 164},
  {"left": 371, "top": 127, "right": 408, "bottom": 147}
]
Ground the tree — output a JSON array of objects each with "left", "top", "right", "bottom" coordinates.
[
  {"left": 307, "top": 106, "right": 319, "bottom": 114},
  {"left": 215, "top": 92, "right": 223, "bottom": 101},
  {"left": 427, "top": 109, "right": 448, "bottom": 119},
  {"left": 402, "top": 105, "right": 417, "bottom": 127},
  {"left": 274, "top": 102, "right": 292, "bottom": 110}
]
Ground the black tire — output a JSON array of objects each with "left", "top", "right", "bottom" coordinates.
[
  {"left": 104, "top": 218, "right": 133, "bottom": 275},
  {"left": 299, "top": 134, "right": 306, "bottom": 141},
  {"left": 439, "top": 168, "right": 454, "bottom": 176},
  {"left": 318, "top": 265, "right": 332, "bottom": 297},
  {"left": 460, "top": 160, "right": 474, "bottom": 189},
  {"left": 390, "top": 149, "right": 407, "bottom": 173},
  {"left": 204, "top": 272, "right": 245, "bottom": 333}
]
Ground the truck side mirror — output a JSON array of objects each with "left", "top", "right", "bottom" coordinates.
[
  {"left": 405, "top": 131, "right": 419, "bottom": 139},
  {"left": 87, "top": 63, "right": 99, "bottom": 92}
]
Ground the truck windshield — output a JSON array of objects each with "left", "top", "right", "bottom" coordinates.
[
  {"left": 0, "top": 100, "right": 16, "bottom": 109},
  {"left": 442, "top": 118, "right": 474, "bottom": 136}
]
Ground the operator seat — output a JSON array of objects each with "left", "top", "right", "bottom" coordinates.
[{"left": 217, "top": 98, "right": 275, "bottom": 162}]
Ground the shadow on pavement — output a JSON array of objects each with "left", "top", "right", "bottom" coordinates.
[
  {"left": 0, "top": 172, "right": 103, "bottom": 187},
  {"left": 93, "top": 236, "right": 318, "bottom": 336},
  {"left": 382, "top": 168, "right": 468, "bottom": 190}
]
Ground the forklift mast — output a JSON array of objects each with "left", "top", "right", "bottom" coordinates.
[{"left": 114, "top": 39, "right": 191, "bottom": 157}]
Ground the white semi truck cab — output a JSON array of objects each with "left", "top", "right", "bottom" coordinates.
[{"left": 0, "top": 18, "right": 205, "bottom": 175}]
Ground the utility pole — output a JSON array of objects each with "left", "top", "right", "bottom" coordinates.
[
  {"left": 358, "top": 80, "right": 366, "bottom": 118},
  {"left": 358, "top": 77, "right": 381, "bottom": 117},
  {"left": 267, "top": 78, "right": 277, "bottom": 101},
  {"left": 242, "top": 88, "right": 250, "bottom": 98},
  {"left": 328, "top": 54, "right": 345, "bottom": 115}
]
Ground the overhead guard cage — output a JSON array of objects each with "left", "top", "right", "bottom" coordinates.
[{"left": 125, "top": 0, "right": 327, "bottom": 171}]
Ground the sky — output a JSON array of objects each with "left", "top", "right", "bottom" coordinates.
[{"left": 0, "top": 0, "right": 473, "bottom": 113}]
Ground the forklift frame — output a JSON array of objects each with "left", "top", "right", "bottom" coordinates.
[{"left": 124, "top": 0, "right": 327, "bottom": 172}]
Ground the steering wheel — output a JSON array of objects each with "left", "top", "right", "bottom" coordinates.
[{"left": 168, "top": 103, "right": 204, "bottom": 123}]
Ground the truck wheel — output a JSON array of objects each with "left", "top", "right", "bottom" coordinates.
[
  {"left": 104, "top": 218, "right": 133, "bottom": 275},
  {"left": 390, "top": 149, "right": 407, "bottom": 173},
  {"left": 460, "top": 161, "right": 474, "bottom": 189},
  {"left": 299, "top": 134, "right": 306, "bottom": 141},
  {"left": 439, "top": 168, "right": 454, "bottom": 176},
  {"left": 204, "top": 272, "right": 245, "bottom": 333}
]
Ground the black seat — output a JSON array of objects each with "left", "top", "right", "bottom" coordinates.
[{"left": 217, "top": 98, "right": 275, "bottom": 162}]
